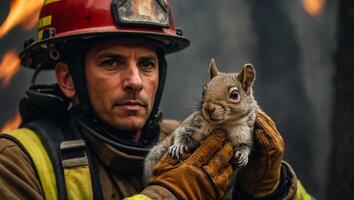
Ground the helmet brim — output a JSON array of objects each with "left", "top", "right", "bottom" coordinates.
[{"left": 21, "top": 30, "right": 190, "bottom": 69}]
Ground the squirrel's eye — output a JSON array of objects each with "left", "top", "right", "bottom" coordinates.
[{"left": 229, "top": 87, "right": 239, "bottom": 101}]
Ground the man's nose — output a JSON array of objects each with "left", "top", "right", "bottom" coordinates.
[{"left": 122, "top": 64, "right": 143, "bottom": 92}]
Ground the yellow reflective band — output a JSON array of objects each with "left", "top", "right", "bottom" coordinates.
[
  {"left": 38, "top": 30, "right": 44, "bottom": 41},
  {"left": 124, "top": 194, "right": 152, "bottom": 200},
  {"left": 64, "top": 166, "right": 93, "bottom": 200},
  {"left": 295, "top": 181, "right": 314, "bottom": 200},
  {"left": 6, "top": 128, "right": 94, "bottom": 200},
  {"left": 7, "top": 128, "right": 58, "bottom": 200},
  {"left": 44, "top": 0, "right": 61, "bottom": 6},
  {"left": 38, "top": 15, "right": 52, "bottom": 29}
]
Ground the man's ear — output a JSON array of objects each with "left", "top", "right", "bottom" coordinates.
[{"left": 55, "top": 62, "right": 76, "bottom": 99}]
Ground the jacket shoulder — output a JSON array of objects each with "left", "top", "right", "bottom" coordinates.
[
  {"left": 0, "top": 135, "right": 44, "bottom": 199},
  {"left": 159, "top": 119, "right": 180, "bottom": 141},
  {"left": 0, "top": 137, "right": 18, "bottom": 153}
]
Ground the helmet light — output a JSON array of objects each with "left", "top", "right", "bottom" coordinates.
[{"left": 112, "top": 0, "right": 170, "bottom": 28}]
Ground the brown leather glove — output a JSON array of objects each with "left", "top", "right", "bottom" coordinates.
[
  {"left": 236, "top": 109, "right": 284, "bottom": 198},
  {"left": 143, "top": 129, "right": 235, "bottom": 200}
]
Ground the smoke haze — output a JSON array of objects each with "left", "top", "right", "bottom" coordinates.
[{"left": 0, "top": 1, "right": 337, "bottom": 199}]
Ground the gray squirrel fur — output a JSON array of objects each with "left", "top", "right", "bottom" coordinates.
[{"left": 144, "top": 59, "right": 259, "bottom": 182}]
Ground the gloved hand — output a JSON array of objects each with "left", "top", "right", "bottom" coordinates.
[
  {"left": 142, "top": 129, "right": 235, "bottom": 200},
  {"left": 236, "top": 109, "right": 284, "bottom": 198}
]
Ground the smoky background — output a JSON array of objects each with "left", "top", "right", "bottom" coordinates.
[
  {"left": 0, "top": 1, "right": 337, "bottom": 199},
  {"left": 163, "top": 1, "right": 336, "bottom": 199}
]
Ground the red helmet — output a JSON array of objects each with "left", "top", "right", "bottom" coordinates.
[{"left": 21, "top": 0, "right": 190, "bottom": 69}]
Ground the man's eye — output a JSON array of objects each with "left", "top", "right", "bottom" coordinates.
[
  {"left": 101, "top": 58, "right": 121, "bottom": 69},
  {"left": 139, "top": 60, "right": 155, "bottom": 70}
]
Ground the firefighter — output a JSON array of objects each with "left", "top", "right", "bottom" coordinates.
[{"left": 0, "top": 0, "right": 313, "bottom": 199}]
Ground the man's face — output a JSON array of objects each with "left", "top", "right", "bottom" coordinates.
[{"left": 85, "top": 40, "right": 159, "bottom": 132}]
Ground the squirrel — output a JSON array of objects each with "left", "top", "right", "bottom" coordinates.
[{"left": 144, "top": 59, "right": 259, "bottom": 181}]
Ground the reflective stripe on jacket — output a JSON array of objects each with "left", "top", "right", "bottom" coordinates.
[
  {"left": 295, "top": 181, "right": 315, "bottom": 200},
  {"left": 4, "top": 128, "right": 93, "bottom": 200}
]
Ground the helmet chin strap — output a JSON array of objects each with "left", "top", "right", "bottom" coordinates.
[{"left": 62, "top": 38, "right": 166, "bottom": 151}]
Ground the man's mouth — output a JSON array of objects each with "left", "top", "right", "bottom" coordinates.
[{"left": 114, "top": 100, "right": 147, "bottom": 111}]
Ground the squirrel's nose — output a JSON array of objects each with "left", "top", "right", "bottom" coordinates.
[{"left": 203, "top": 102, "right": 216, "bottom": 117}]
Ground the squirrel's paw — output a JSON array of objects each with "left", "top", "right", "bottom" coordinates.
[
  {"left": 169, "top": 143, "right": 188, "bottom": 160},
  {"left": 235, "top": 150, "right": 248, "bottom": 167}
]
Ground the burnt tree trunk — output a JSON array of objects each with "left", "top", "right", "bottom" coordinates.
[
  {"left": 327, "top": 0, "right": 354, "bottom": 199},
  {"left": 248, "top": 0, "right": 318, "bottom": 195}
]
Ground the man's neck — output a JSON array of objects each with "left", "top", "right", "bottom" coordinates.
[{"left": 133, "top": 130, "right": 142, "bottom": 143}]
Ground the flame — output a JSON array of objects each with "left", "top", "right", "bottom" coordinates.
[
  {"left": 303, "top": 0, "right": 325, "bottom": 17},
  {"left": 0, "top": 112, "right": 21, "bottom": 133},
  {"left": 0, "top": 0, "right": 39, "bottom": 133},
  {"left": 22, "top": 11, "right": 41, "bottom": 31},
  {"left": 0, "top": 0, "right": 43, "bottom": 38},
  {"left": 0, "top": 50, "right": 21, "bottom": 87}
]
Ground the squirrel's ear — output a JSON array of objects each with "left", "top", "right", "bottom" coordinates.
[
  {"left": 237, "top": 63, "right": 256, "bottom": 95},
  {"left": 209, "top": 58, "right": 219, "bottom": 79}
]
